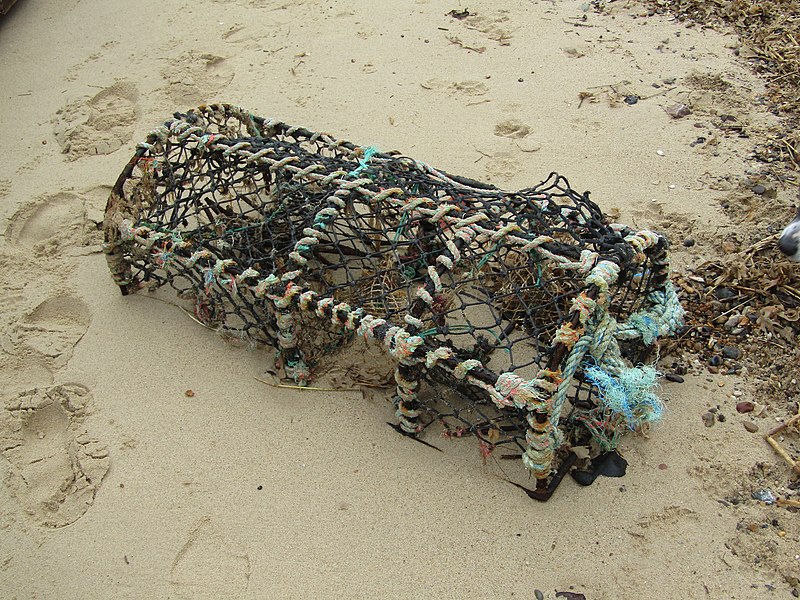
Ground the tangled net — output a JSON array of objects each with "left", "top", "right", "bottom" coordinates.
[{"left": 104, "top": 104, "right": 684, "bottom": 494}]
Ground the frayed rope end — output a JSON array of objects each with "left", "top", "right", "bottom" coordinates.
[{"left": 584, "top": 364, "right": 663, "bottom": 430}]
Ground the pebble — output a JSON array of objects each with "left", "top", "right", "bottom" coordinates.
[
  {"left": 722, "top": 346, "right": 742, "bottom": 360},
  {"left": 714, "top": 287, "right": 737, "bottom": 300},
  {"left": 665, "top": 373, "right": 685, "bottom": 383},
  {"left": 736, "top": 401, "right": 754, "bottom": 413},
  {"left": 682, "top": 237, "right": 695, "bottom": 247},
  {"left": 702, "top": 412, "right": 715, "bottom": 427},
  {"left": 743, "top": 421, "right": 759, "bottom": 433},
  {"left": 751, "top": 184, "right": 766, "bottom": 195},
  {"left": 535, "top": 590, "right": 545, "bottom": 600},
  {"left": 665, "top": 103, "right": 691, "bottom": 118},
  {"left": 656, "top": 149, "right": 665, "bottom": 156},
  {"left": 724, "top": 314, "right": 741, "bottom": 330},
  {"left": 709, "top": 355, "right": 723, "bottom": 367},
  {"left": 752, "top": 488, "right": 776, "bottom": 504},
  {"left": 624, "top": 95, "right": 639, "bottom": 105}
]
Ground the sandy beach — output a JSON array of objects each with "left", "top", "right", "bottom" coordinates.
[{"left": 1, "top": 0, "right": 798, "bottom": 598}]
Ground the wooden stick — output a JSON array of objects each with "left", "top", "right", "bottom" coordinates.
[
  {"left": 253, "top": 376, "right": 362, "bottom": 393},
  {"left": 764, "top": 413, "right": 800, "bottom": 475}
]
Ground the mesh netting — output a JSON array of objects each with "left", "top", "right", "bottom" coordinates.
[{"left": 104, "top": 104, "right": 684, "bottom": 490}]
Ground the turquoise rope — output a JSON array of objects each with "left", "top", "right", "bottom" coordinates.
[
  {"left": 584, "top": 363, "right": 663, "bottom": 431},
  {"left": 347, "top": 146, "right": 378, "bottom": 178}
]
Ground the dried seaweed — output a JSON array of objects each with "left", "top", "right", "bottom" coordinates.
[{"left": 670, "top": 236, "right": 800, "bottom": 419}]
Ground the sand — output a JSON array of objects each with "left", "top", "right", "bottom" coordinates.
[{"left": 0, "top": 0, "right": 798, "bottom": 598}]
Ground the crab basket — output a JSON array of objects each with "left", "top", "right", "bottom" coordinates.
[{"left": 104, "top": 104, "right": 684, "bottom": 498}]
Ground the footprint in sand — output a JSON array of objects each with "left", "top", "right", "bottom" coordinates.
[
  {"left": 5, "top": 187, "right": 107, "bottom": 255},
  {"left": 0, "top": 354, "right": 54, "bottom": 393},
  {"left": 17, "top": 295, "right": 92, "bottom": 370},
  {"left": 494, "top": 119, "right": 532, "bottom": 139},
  {"left": 52, "top": 80, "right": 139, "bottom": 160},
  {"left": 459, "top": 10, "right": 514, "bottom": 46},
  {"left": 626, "top": 505, "right": 699, "bottom": 552},
  {"left": 169, "top": 517, "right": 251, "bottom": 598},
  {"left": 5, "top": 191, "right": 88, "bottom": 252},
  {"left": 160, "top": 51, "right": 234, "bottom": 106},
  {"left": 0, "top": 384, "right": 109, "bottom": 528},
  {"left": 64, "top": 40, "right": 120, "bottom": 82},
  {"left": 482, "top": 151, "right": 522, "bottom": 184},
  {"left": 214, "top": 0, "right": 310, "bottom": 9},
  {"left": 421, "top": 78, "right": 489, "bottom": 97}
]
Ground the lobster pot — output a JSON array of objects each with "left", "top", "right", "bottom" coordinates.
[{"left": 104, "top": 104, "right": 683, "bottom": 488}]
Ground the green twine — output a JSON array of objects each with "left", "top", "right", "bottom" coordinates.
[
  {"left": 225, "top": 222, "right": 269, "bottom": 234},
  {"left": 418, "top": 325, "right": 472, "bottom": 338},
  {"left": 393, "top": 212, "right": 408, "bottom": 243},
  {"left": 531, "top": 259, "right": 544, "bottom": 287},
  {"left": 248, "top": 113, "right": 260, "bottom": 136},
  {"left": 399, "top": 265, "right": 416, "bottom": 282},
  {"left": 475, "top": 248, "right": 544, "bottom": 285},
  {"left": 476, "top": 243, "right": 500, "bottom": 271},
  {"left": 417, "top": 324, "right": 511, "bottom": 352},
  {"left": 347, "top": 146, "right": 378, "bottom": 178}
]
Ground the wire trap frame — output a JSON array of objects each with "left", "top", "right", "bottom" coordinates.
[{"left": 104, "top": 104, "right": 684, "bottom": 499}]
